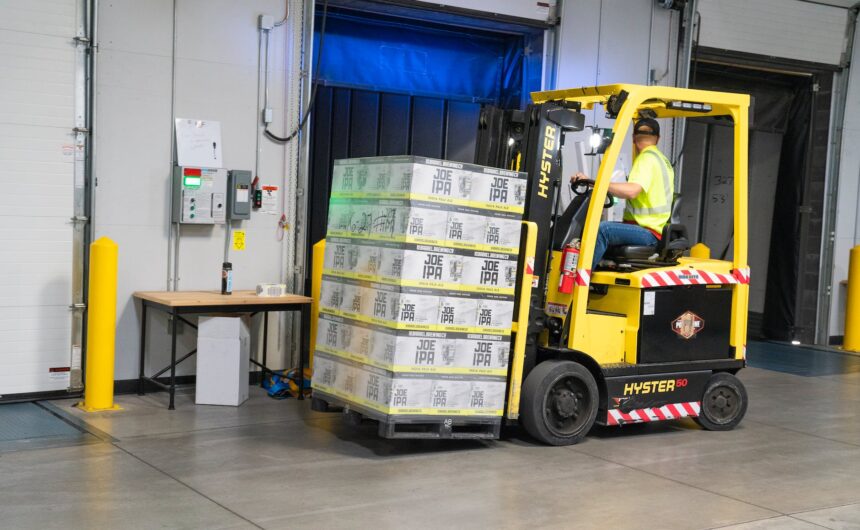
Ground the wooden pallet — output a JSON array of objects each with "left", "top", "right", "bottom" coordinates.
[
  {"left": 376, "top": 416, "right": 501, "bottom": 440},
  {"left": 311, "top": 392, "right": 502, "bottom": 440}
]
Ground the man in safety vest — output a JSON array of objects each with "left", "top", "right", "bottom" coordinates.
[{"left": 572, "top": 118, "right": 674, "bottom": 268}]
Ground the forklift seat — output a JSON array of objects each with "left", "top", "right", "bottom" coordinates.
[{"left": 606, "top": 223, "right": 690, "bottom": 266}]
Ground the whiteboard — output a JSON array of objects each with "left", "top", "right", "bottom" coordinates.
[{"left": 175, "top": 118, "right": 223, "bottom": 168}]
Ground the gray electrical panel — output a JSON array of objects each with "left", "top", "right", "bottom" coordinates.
[
  {"left": 227, "top": 170, "right": 252, "bottom": 220},
  {"left": 171, "top": 166, "right": 227, "bottom": 224}
]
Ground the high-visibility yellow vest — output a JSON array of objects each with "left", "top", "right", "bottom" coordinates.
[{"left": 623, "top": 145, "right": 674, "bottom": 235}]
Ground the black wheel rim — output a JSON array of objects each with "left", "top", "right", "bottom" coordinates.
[
  {"left": 543, "top": 374, "right": 591, "bottom": 438},
  {"left": 705, "top": 384, "right": 741, "bottom": 424}
]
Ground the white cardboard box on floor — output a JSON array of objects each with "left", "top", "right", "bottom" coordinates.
[{"left": 196, "top": 316, "right": 250, "bottom": 406}]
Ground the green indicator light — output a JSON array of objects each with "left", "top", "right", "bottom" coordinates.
[{"left": 184, "top": 176, "right": 202, "bottom": 188}]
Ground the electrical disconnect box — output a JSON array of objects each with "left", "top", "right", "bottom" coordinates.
[
  {"left": 227, "top": 170, "right": 252, "bottom": 220},
  {"left": 172, "top": 166, "right": 227, "bottom": 224}
]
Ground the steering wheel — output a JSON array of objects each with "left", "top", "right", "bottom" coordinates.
[{"left": 571, "top": 178, "right": 615, "bottom": 209}]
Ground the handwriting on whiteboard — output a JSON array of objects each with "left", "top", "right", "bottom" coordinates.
[{"left": 175, "top": 118, "right": 223, "bottom": 168}]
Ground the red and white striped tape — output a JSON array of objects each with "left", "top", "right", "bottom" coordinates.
[
  {"left": 640, "top": 268, "right": 750, "bottom": 288},
  {"left": 733, "top": 267, "right": 751, "bottom": 284},
  {"left": 575, "top": 269, "right": 591, "bottom": 287},
  {"left": 606, "top": 401, "right": 701, "bottom": 426}
]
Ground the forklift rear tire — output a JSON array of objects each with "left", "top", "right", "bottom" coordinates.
[
  {"left": 520, "top": 360, "right": 599, "bottom": 446},
  {"left": 695, "top": 372, "right": 748, "bottom": 431}
]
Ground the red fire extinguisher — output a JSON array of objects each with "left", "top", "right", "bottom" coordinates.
[{"left": 559, "top": 241, "right": 580, "bottom": 294}]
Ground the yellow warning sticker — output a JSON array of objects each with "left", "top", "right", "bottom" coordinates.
[{"left": 232, "top": 230, "right": 246, "bottom": 251}]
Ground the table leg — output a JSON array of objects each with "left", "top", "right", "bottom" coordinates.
[
  {"left": 169, "top": 310, "right": 178, "bottom": 410},
  {"left": 138, "top": 303, "right": 148, "bottom": 395},
  {"left": 261, "top": 311, "right": 268, "bottom": 387},
  {"left": 299, "top": 305, "right": 310, "bottom": 400}
]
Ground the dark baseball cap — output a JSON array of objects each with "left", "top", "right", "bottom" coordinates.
[{"left": 633, "top": 118, "right": 660, "bottom": 137}]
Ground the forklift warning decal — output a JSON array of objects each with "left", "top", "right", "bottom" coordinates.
[
  {"left": 640, "top": 268, "right": 749, "bottom": 287},
  {"left": 526, "top": 257, "right": 539, "bottom": 288},
  {"left": 606, "top": 402, "right": 701, "bottom": 425},
  {"left": 672, "top": 311, "right": 704, "bottom": 339},
  {"left": 545, "top": 302, "right": 568, "bottom": 317},
  {"left": 575, "top": 269, "right": 591, "bottom": 287}
]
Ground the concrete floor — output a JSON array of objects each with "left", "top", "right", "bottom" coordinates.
[{"left": 2, "top": 360, "right": 860, "bottom": 529}]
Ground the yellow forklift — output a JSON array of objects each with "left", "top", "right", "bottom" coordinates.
[
  {"left": 311, "top": 84, "right": 751, "bottom": 445},
  {"left": 498, "top": 84, "right": 751, "bottom": 445}
]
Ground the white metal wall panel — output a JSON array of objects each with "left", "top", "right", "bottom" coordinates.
[
  {"left": 829, "top": 27, "right": 860, "bottom": 336},
  {"left": 96, "top": 0, "right": 294, "bottom": 380},
  {"left": 697, "top": 0, "right": 849, "bottom": 66},
  {"left": 0, "top": 0, "right": 77, "bottom": 394}
]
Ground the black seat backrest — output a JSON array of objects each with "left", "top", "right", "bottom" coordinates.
[{"left": 657, "top": 223, "right": 690, "bottom": 261}]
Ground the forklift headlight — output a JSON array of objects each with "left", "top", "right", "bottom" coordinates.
[
  {"left": 586, "top": 126, "right": 614, "bottom": 156},
  {"left": 589, "top": 131, "right": 602, "bottom": 150}
]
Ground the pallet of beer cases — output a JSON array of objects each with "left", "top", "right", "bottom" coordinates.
[{"left": 311, "top": 156, "right": 527, "bottom": 439}]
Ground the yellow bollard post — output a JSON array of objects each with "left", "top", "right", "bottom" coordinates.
[
  {"left": 308, "top": 239, "right": 325, "bottom": 369},
  {"left": 690, "top": 243, "right": 711, "bottom": 259},
  {"left": 844, "top": 245, "right": 860, "bottom": 352},
  {"left": 78, "top": 237, "right": 122, "bottom": 411}
]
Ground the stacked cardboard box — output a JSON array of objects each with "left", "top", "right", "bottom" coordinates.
[{"left": 312, "top": 156, "right": 526, "bottom": 419}]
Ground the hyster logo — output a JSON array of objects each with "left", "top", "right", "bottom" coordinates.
[
  {"left": 489, "top": 177, "right": 509, "bottom": 203},
  {"left": 373, "top": 292, "right": 388, "bottom": 318},
  {"left": 539, "top": 125, "right": 556, "bottom": 198},
  {"left": 473, "top": 341, "right": 492, "bottom": 366},
  {"left": 432, "top": 168, "right": 453, "bottom": 195},
  {"left": 673, "top": 311, "right": 705, "bottom": 339},
  {"left": 423, "top": 254, "right": 443, "bottom": 280},
  {"left": 415, "top": 339, "right": 436, "bottom": 364},
  {"left": 623, "top": 379, "right": 676, "bottom": 396},
  {"left": 480, "top": 259, "right": 499, "bottom": 284}
]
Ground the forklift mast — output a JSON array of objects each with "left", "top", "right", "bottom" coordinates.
[{"left": 476, "top": 101, "right": 585, "bottom": 375}]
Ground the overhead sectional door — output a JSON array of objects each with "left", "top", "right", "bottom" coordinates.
[{"left": 0, "top": 1, "right": 80, "bottom": 396}]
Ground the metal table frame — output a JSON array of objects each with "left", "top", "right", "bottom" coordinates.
[{"left": 137, "top": 299, "right": 310, "bottom": 409}]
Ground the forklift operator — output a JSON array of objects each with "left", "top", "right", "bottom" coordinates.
[{"left": 571, "top": 118, "right": 675, "bottom": 268}]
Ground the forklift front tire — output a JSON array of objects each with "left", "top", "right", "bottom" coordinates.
[
  {"left": 520, "top": 360, "right": 599, "bottom": 446},
  {"left": 695, "top": 372, "right": 748, "bottom": 431}
]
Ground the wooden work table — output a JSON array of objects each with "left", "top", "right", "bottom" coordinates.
[{"left": 133, "top": 290, "right": 312, "bottom": 409}]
